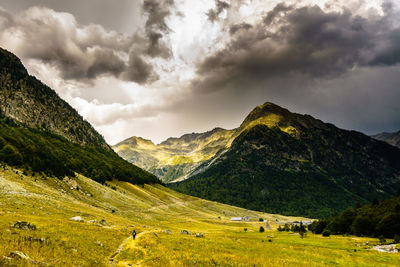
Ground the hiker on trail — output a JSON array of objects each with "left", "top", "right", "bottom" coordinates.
[{"left": 132, "top": 229, "right": 137, "bottom": 240}]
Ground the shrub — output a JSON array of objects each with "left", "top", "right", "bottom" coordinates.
[
  {"left": 351, "top": 215, "right": 375, "bottom": 236},
  {"left": 322, "top": 230, "right": 331, "bottom": 237},
  {"left": 375, "top": 213, "right": 400, "bottom": 238},
  {"left": 394, "top": 234, "right": 400, "bottom": 244},
  {"left": 259, "top": 218, "right": 264, "bottom": 222},
  {"left": 259, "top": 226, "right": 265, "bottom": 232}
]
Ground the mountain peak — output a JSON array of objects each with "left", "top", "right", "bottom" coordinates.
[
  {"left": 239, "top": 101, "right": 296, "bottom": 134},
  {"left": 0, "top": 48, "right": 28, "bottom": 78},
  {"left": 116, "top": 136, "right": 155, "bottom": 147}
]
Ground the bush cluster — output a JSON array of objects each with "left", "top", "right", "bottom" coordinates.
[{"left": 309, "top": 196, "right": 400, "bottom": 238}]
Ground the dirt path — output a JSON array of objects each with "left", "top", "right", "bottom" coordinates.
[{"left": 108, "top": 231, "right": 151, "bottom": 266}]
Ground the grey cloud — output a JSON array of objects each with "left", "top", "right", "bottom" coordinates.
[
  {"left": 142, "top": 0, "right": 174, "bottom": 58},
  {"left": 121, "top": 53, "right": 158, "bottom": 84},
  {"left": 370, "top": 29, "right": 400, "bottom": 66},
  {"left": 86, "top": 48, "right": 126, "bottom": 79},
  {"left": 0, "top": 6, "right": 159, "bottom": 84},
  {"left": 229, "top": 22, "right": 252, "bottom": 35},
  {"left": 263, "top": 3, "right": 293, "bottom": 25},
  {"left": 194, "top": 3, "right": 400, "bottom": 93},
  {"left": 0, "top": 7, "right": 14, "bottom": 27},
  {"left": 206, "top": 0, "right": 230, "bottom": 23}
]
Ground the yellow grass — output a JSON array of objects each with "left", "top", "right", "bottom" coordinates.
[{"left": 0, "top": 166, "right": 399, "bottom": 266}]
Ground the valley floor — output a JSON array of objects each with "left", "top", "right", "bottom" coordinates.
[{"left": 0, "top": 166, "right": 399, "bottom": 266}]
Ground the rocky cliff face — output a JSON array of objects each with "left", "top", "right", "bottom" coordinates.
[{"left": 0, "top": 48, "right": 108, "bottom": 149}]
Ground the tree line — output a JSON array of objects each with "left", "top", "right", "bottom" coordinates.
[{"left": 0, "top": 115, "right": 159, "bottom": 184}]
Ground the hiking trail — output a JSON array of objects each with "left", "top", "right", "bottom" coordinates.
[{"left": 108, "top": 231, "right": 151, "bottom": 266}]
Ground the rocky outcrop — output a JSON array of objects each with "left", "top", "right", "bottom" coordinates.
[{"left": 11, "top": 221, "right": 37, "bottom": 230}]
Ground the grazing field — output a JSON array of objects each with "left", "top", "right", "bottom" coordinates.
[{"left": 0, "top": 166, "right": 398, "bottom": 266}]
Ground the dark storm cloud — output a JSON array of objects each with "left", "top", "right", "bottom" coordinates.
[
  {"left": 206, "top": 0, "right": 230, "bottom": 23},
  {"left": 142, "top": 0, "right": 175, "bottom": 58},
  {"left": 0, "top": 6, "right": 161, "bottom": 84},
  {"left": 193, "top": 3, "right": 400, "bottom": 93},
  {"left": 121, "top": 53, "right": 158, "bottom": 84}
]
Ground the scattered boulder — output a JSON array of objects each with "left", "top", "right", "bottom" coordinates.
[
  {"left": 180, "top": 230, "right": 190, "bottom": 235},
  {"left": 8, "top": 251, "right": 30, "bottom": 260},
  {"left": 100, "top": 219, "right": 110, "bottom": 226},
  {"left": 164, "top": 230, "right": 172, "bottom": 234},
  {"left": 152, "top": 232, "right": 159, "bottom": 237},
  {"left": 195, "top": 232, "right": 204, "bottom": 238},
  {"left": 11, "top": 221, "right": 37, "bottom": 230},
  {"left": 87, "top": 220, "right": 98, "bottom": 224},
  {"left": 7, "top": 251, "right": 47, "bottom": 265},
  {"left": 2, "top": 256, "right": 11, "bottom": 261},
  {"left": 95, "top": 241, "right": 104, "bottom": 247},
  {"left": 63, "top": 177, "right": 80, "bottom": 190},
  {"left": 69, "top": 216, "right": 84, "bottom": 222}
]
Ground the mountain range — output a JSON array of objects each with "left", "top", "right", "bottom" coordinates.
[
  {"left": 0, "top": 47, "right": 158, "bottom": 184},
  {"left": 115, "top": 102, "right": 400, "bottom": 217},
  {"left": 372, "top": 130, "right": 400, "bottom": 148}
]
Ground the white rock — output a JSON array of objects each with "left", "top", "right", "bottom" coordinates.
[{"left": 69, "top": 216, "right": 84, "bottom": 222}]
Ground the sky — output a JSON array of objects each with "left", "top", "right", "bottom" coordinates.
[{"left": 0, "top": 0, "right": 400, "bottom": 145}]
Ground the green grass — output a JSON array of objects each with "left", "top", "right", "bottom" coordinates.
[{"left": 0, "top": 166, "right": 398, "bottom": 266}]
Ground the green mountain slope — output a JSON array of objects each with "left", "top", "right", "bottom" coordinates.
[
  {"left": 113, "top": 127, "right": 235, "bottom": 182},
  {"left": 0, "top": 47, "right": 158, "bottom": 184},
  {"left": 0, "top": 48, "right": 107, "bottom": 149},
  {"left": 372, "top": 130, "right": 400, "bottom": 148},
  {"left": 170, "top": 102, "right": 400, "bottom": 217}
]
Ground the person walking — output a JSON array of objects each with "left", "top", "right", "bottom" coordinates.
[{"left": 132, "top": 229, "right": 137, "bottom": 240}]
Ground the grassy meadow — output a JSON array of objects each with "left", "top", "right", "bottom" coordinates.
[{"left": 0, "top": 165, "right": 399, "bottom": 266}]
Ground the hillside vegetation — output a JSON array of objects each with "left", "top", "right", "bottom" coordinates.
[
  {"left": 0, "top": 47, "right": 158, "bottom": 185},
  {"left": 0, "top": 116, "right": 158, "bottom": 184},
  {"left": 1, "top": 166, "right": 399, "bottom": 266},
  {"left": 170, "top": 102, "right": 400, "bottom": 218},
  {"left": 310, "top": 195, "right": 400, "bottom": 238}
]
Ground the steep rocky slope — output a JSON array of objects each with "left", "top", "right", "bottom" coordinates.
[{"left": 0, "top": 48, "right": 107, "bottom": 149}]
